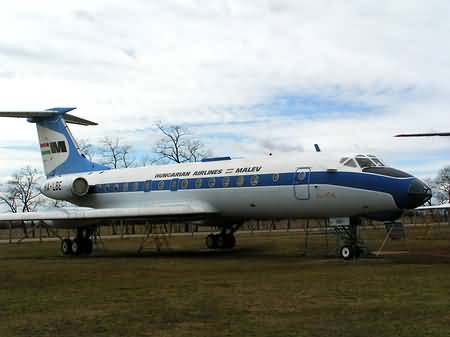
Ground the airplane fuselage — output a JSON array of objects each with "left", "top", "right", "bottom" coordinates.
[{"left": 41, "top": 153, "right": 428, "bottom": 222}]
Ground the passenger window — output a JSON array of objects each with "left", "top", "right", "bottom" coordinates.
[
  {"left": 122, "top": 183, "right": 128, "bottom": 192},
  {"left": 158, "top": 180, "right": 165, "bottom": 190},
  {"left": 272, "top": 173, "right": 280, "bottom": 183},
  {"left": 208, "top": 177, "right": 216, "bottom": 188},
  {"left": 297, "top": 172, "right": 306, "bottom": 181},
  {"left": 131, "top": 182, "right": 138, "bottom": 191},
  {"left": 95, "top": 185, "right": 102, "bottom": 193},
  {"left": 236, "top": 176, "right": 244, "bottom": 187},
  {"left": 171, "top": 179, "right": 178, "bottom": 190},
  {"left": 113, "top": 184, "right": 120, "bottom": 192},
  {"left": 195, "top": 179, "right": 203, "bottom": 188},
  {"left": 104, "top": 184, "right": 110, "bottom": 192},
  {"left": 144, "top": 181, "right": 151, "bottom": 192},
  {"left": 181, "top": 179, "right": 189, "bottom": 189},
  {"left": 223, "top": 176, "right": 230, "bottom": 187},
  {"left": 251, "top": 175, "right": 259, "bottom": 186}
]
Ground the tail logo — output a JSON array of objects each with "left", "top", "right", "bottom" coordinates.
[{"left": 40, "top": 141, "right": 67, "bottom": 156}]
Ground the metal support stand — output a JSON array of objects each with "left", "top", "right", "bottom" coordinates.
[
  {"left": 137, "top": 222, "right": 171, "bottom": 253},
  {"left": 376, "top": 225, "right": 394, "bottom": 256},
  {"left": 304, "top": 219, "right": 310, "bottom": 256},
  {"left": 8, "top": 222, "right": 12, "bottom": 244},
  {"left": 92, "top": 227, "right": 105, "bottom": 252}
]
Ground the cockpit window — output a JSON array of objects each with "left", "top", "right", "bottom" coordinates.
[
  {"left": 371, "top": 158, "right": 384, "bottom": 166},
  {"left": 343, "top": 159, "right": 357, "bottom": 168},
  {"left": 368, "top": 155, "right": 385, "bottom": 166},
  {"left": 341, "top": 154, "right": 385, "bottom": 169},
  {"left": 355, "top": 156, "right": 376, "bottom": 168}
]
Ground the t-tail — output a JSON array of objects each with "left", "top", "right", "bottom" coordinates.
[{"left": 0, "top": 107, "right": 110, "bottom": 177}]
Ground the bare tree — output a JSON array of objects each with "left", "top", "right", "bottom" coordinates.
[
  {"left": 100, "top": 137, "right": 135, "bottom": 169},
  {"left": 154, "top": 123, "right": 210, "bottom": 163},
  {"left": 422, "top": 177, "right": 441, "bottom": 205},
  {"left": 435, "top": 165, "right": 450, "bottom": 204},
  {"left": 78, "top": 138, "right": 95, "bottom": 161},
  {"left": 0, "top": 167, "right": 43, "bottom": 237}
]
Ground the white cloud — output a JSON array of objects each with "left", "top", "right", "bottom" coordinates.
[{"left": 0, "top": 0, "right": 449, "bottom": 179}]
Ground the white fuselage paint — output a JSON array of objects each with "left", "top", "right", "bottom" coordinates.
[{"left": 43, "top": 153, "right": 402, "bottom": 220}]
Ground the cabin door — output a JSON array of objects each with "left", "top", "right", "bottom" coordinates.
[{"left": 294, "top": 167, "right": 311, "bottom": 200}]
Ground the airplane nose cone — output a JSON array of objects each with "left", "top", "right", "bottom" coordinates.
[{"left": 406, "top": 178, "right": 432, "bottom": 209}]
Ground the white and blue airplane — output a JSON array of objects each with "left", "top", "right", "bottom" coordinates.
[{"left": 0, "top": 108, "right": 432, "bottom": 259}]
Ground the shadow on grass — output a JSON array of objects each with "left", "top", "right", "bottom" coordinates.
[
  {"left": 2, "top": 242, "right": 450, "bottom": 265},
  {"left": 85, "top": 246, "right": 305, "bottom": 260}
]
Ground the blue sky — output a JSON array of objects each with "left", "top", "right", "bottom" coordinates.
[{"left": 0, "top": 0, "right": 450, "bottom": 182}]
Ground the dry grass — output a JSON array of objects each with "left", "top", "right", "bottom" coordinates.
[{"left": 1, "top": 228, "right": 450, "bottom": 337}]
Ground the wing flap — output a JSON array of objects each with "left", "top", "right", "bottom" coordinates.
[{"left": 0, "top": 201, "right": 218, "bottom": 226}]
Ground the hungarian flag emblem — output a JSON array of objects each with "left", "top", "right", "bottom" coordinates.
[{"left": 40, "top": 143, "right": 51, "bottom": 155}]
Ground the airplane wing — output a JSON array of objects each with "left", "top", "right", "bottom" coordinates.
[
  {"left": 0, "top": 201, "right": 219, "bottom": 228},
  {"left": 415, "top": 203, "right": 450, "bottom": 211}
]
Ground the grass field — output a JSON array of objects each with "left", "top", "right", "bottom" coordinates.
[{"left": 1, "top": 227, "right": 450, "bottom": 337}]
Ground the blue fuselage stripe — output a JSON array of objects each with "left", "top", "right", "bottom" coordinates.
[{"left": 91, "top": 171, "right": 413, "bottom": 209}]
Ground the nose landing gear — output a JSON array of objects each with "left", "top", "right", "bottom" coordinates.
[
  {"left": 339, "top": 244, "right": 363, "bottom": 260},
  {"left": 338, "top": 217, "right": 366, "bottom": 260}
]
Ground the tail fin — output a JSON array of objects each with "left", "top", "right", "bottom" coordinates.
[{"left": 0, "top": 107, "right": 110, "bottom": 177}]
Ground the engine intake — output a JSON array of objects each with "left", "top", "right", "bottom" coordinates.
[{"left": 41, "top": 176, "right": 90, "bottom": 200}]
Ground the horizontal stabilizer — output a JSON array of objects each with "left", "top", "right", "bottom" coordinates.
[
  {"left": 63, "top": 114, "right": 97, "bottom": 126},
  {"left": 0, "top": 107, "right": 97, "bottom": 126}
]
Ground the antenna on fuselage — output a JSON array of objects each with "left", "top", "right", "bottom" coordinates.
[{"left": 314, "top": 144, "right": 321, "bottom": 152}]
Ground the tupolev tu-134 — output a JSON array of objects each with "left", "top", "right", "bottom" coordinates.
[{"left": 0, "top": 108, "right": 432, "bottom": 259}]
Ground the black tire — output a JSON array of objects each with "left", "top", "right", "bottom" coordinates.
[
  {"left": 340, "top": 245, "right": 354, "bottom": 260},
  {"left": 83, "top": 238, "right": 93, "bottom": 255},
  {"left": 61, "top": 239, "right": 72, "bottom": 255},
  {"left": 225, "top": 234, "right": 236, "bottom": 249},
  {"left": 71, "top": 238, "right": 82, "bottom": 256},
  {"left": 206, "top": 234, "right": 217, "bottom": 249}
]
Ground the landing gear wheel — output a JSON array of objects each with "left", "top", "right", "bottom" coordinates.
[
  {"left": 71, "top": 238, "right": 82, "bottom": 256},
  {"left": 340, "top": 245, "right": 354, "bottom": 260},
  {"left": 61, "top": 239, "right": 72, "bottom": 255},
  {"left": 225, "top": 234, "right": 236, "bottom": 249},
  {"left": 206, "top": 234, "right": 217, "bottom": 249}
]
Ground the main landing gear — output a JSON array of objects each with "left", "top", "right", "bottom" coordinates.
[
  {"left": 205, "top": 223, "right": 242, "bottom": 250},
  {"left": 206, "top": 233, "right": 236, "bottom": 249},
  {"left": 61, "top": 228, "right": 94, "bottom": 256}
]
